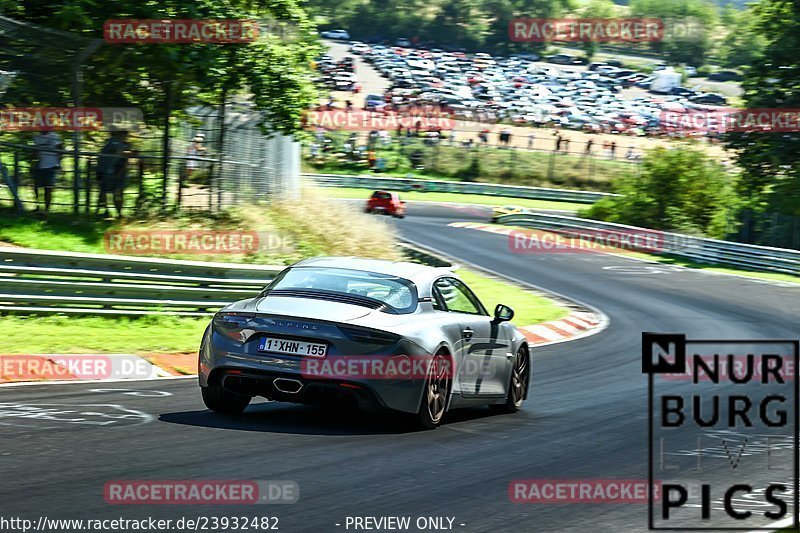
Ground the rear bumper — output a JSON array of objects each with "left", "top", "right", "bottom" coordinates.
[
  {"left": 200, "top": 333, "right": 429, "bottom": 414},
  {"left": 210, "top": 368, "right": 387, "bottom": 412}
]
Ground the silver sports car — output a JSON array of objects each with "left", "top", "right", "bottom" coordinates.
[{"left": 199, "top": 257, "right": 530, "bottom": 428}]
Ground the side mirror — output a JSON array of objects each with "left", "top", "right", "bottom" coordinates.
[{"left": 494, "top": 304, "right": 514, "bottom": 322}]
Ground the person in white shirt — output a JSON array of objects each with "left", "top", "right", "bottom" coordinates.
[
  {"left": 32, "top": 130, "right": 63, "bottom": 213},
  {"left": 186, "top": 133, "right": 206, "bottom": 178}
]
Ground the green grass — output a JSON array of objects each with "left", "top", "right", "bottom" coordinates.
[
  {"left": 0, "top": 315, "right": 208, "bottom": 354},
  {"left": 632, "top": 253, "right": 800, "bottom": 285},
  {"left": 0, "top": 188, "right": 402, "bottom": 265},
  {"left": 455, "top": 268, "right": 568, "bottom": 326},
  {"left": 303, "top": 135, "right": 636, "bottom": 192},
  {"left": 322, "top": 187, "right": 586, "bottom": 212},
  {"left": 0, "top": 269, "right": 567, "bottom": 354}
]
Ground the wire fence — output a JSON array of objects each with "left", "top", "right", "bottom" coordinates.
[
  {"left": 0, "top": 105, "right": 300, "bottom": 216},
  {"left": 302, "top": 129, "right": 643, "bottom": 191}
]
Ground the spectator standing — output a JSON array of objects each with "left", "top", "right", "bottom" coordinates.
[
  {"left": 499, "top": 128, "right": 511, "bottom": 147},
  {"left": 555, "top": 134, "right": 562, "bottom": 152},
  {"left": 96, "top": 130, "right": 134, "bottom": 219},
  {"left": 186, "top": 133, "right": 206, "bottom": 179},
  {"left": 585, "top": 138, "right": 594, "bottom": 155},
  {"left": 610, "top": 141, "right": 617, "bottom": 160},
  {"left": 32, "top": 130, "right": 63, "bottom": 213},
  {"left": 527, "top": 132, "right": 535, "bottom": 150}
]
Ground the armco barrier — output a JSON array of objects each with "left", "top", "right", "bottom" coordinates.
[
  {"left": 498, "top": 213, "right": 800, "bottom": 276},
  {"left": 304, "top": 173, "right": 615, "bottom": 204},
  {"left": 0, "top": 247, "right": 282, "bottom": 315}
]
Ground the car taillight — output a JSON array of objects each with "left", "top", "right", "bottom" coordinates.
[
  {"left": 339, "top": 326, "right": 400, "bottom": 346},
  {"left": 213, "top": 312, "right": 255, "bottom": 342}
]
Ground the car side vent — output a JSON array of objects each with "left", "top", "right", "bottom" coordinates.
[{"left": 266, "top": 289, "right": 390, "bottom": 312}]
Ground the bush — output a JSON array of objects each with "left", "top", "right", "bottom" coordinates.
[
  {"left": 697, "top": 65, "right": 713, "bottom": 78},
  {"left": 581, "top": 146, "right": 737, "bottom": 238}
]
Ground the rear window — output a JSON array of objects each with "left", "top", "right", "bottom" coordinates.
[{"left": 265, "top": 267, "right": 418, "bottom": 313}]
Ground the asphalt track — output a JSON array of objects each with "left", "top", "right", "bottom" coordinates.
[{"left": 2, "top": 202, "right": 799, "bottom": 532}]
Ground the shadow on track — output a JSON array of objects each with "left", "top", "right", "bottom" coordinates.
[{"left": 159, "top": 402, "right": 509, "bottom": 436}]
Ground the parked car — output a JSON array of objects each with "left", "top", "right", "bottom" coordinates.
[
  {"left": 321, "top": 29, "right": 351, "bottom": 40},
  {"left": 689, "top": 93, "right": 728, "bottom": 105},
  {"left": 364, "top": 94, "right": 385, "bottom": 110},
  {"left": 545, "top": 54, "right": 583, "bottom": 65},
  {"left": 708, "top": 70, "right": 743, "bottom": 82},
  {"left": 669, "top": 86, "right": 696, "bottom": 97},
  {"left": 365, "top": 191, "right": 406, "bottom": 218}
]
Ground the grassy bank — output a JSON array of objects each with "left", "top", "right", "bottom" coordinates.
[
  {"left": 0, "top": 268, "right": 568, "bottom": 354},
  {"left": 0, "top": 187, "right": 402, "bottom": 265},
  {"left": 303, "top": 139, "right": 640, "bottom": 192}
]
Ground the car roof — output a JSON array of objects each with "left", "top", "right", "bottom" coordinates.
[{"left": 291, "top": 257, "right": 452, "bottom": 285}]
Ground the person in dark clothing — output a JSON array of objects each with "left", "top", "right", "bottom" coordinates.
[{"left": 96, "top": 130, "right": 135, "bottom": 218}]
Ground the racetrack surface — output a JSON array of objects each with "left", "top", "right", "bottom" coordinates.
[{"left": 2, "top": 202, "right": 799, "bottom": 532}]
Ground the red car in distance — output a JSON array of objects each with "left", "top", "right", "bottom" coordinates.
[{"left": 365, "top": 190, "right": 406, "bottom": 218}]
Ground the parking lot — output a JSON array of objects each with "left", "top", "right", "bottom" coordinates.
[{"left": 316, "top": 39, "right": 730, "bottom": 157}]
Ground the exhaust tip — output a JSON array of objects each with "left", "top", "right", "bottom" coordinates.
[{"left": 273, "top": 378, "right": 303, "bottom": 394}]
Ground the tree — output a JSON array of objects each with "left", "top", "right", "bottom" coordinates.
[
  {"left": 725, "top": 0, "right": 800, "bottom": 216},
  {"left": 583, "top": 146, "right": 737, "bottom": 238},
  {"left": 2, "top": 0, "right": 320, "bottom": 135},
  {"left": 717, "top": 5, "right": 767, "bottom": 69},
  {"left": 579, "top": 0, "right": 617, "bottom": 62},
  {"left": 629, "top": 0, "right": 717, "bottom": 65}
]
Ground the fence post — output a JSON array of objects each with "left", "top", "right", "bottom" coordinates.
[
  {"left": 12, "top": 150, "right": 19, "bottom": 188},
  {"left": 181, "top": 163, "right": 187, "bottom": 208},
  {"left": 84, "top": 158, "right": 92, "bottom": 214},
  {"left": 136, "top": 158, "right": 145, "bottom": 212}
]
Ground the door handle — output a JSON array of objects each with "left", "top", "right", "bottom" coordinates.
[{"left": 462, "top": 327, "right": 474, "bottom": 340}]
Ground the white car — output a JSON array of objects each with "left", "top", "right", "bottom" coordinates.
[{"left": 321, "top": 29, "right": 350, "bottom": 40}]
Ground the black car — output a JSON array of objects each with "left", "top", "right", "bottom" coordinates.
[
  {"left": 689, "top": 93, "right": 728, "bottom": 105},
  {"left": 546, "top": 54, "right": 583, "bottom": 65},
  {"left": 708, "top": 71, "right": 743, "bottom": 82},
  {"left": 669, "top": 86, "right": 696, "bottom": 96}
]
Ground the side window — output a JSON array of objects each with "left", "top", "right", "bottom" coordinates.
[{"left": 433, "top": 277, "right": 484, "bottom": 315}]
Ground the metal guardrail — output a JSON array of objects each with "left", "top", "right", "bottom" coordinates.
[
  {"left": 498, "top": 213, "right": 800, "bottom": 276},
  {"left": 0, "top": 244, "right": 451, "bottom": 316},
  {"left": 304, "top": 173, "right": 616, "bottom": 204},
  {"left": 0, "top": 247, "right": 283, "bottom": 316}
]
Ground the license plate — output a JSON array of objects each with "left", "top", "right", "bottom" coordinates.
[{"left": 257, "top": 337, "right": 327, "bottom": 358}]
